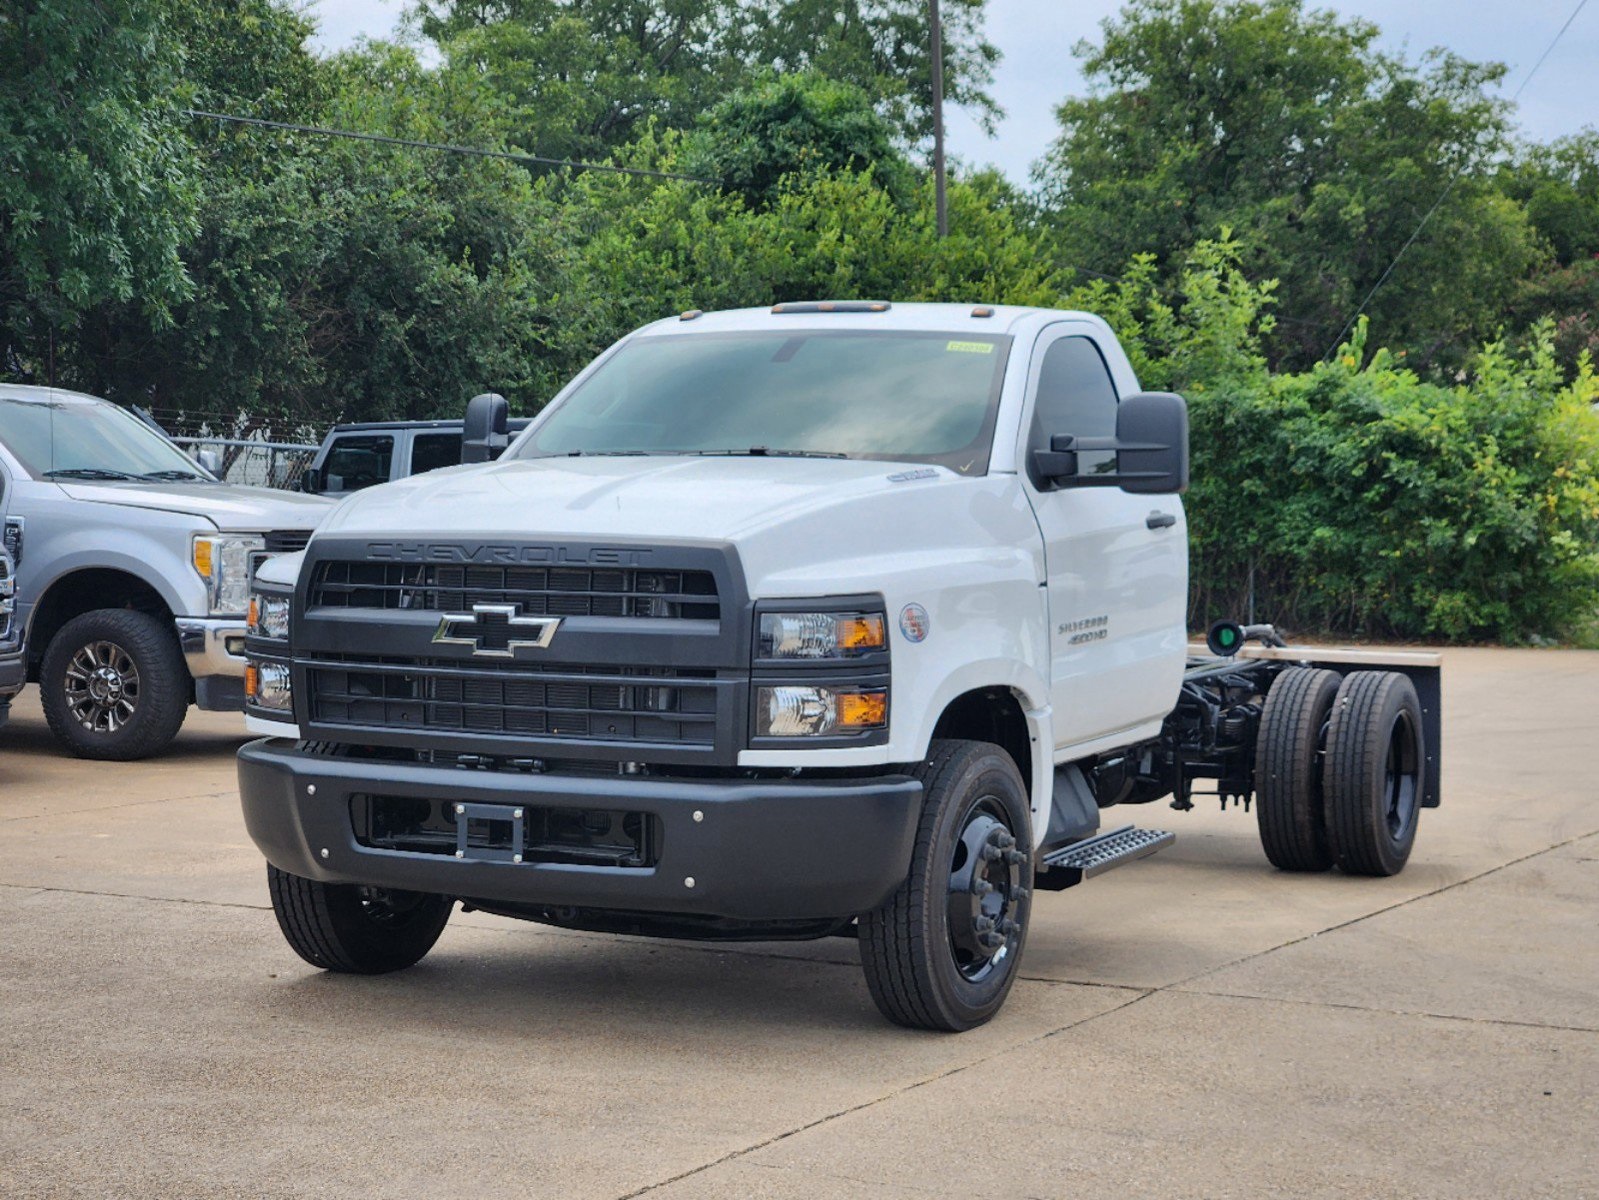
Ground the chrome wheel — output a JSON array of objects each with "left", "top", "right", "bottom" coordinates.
[{"left": 64, "top": 639, "right": 141, "bottom": 733}]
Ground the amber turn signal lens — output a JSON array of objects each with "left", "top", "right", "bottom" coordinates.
[
  {"left": 244, "top": 663, "right": 259, "bottom": 699},
  {"left": 247, "top": 596, "right": 259, "bottom": 628},
  {"left": 837, "top": 690, "right": 888, "bottom": 729},
  {"left": 836, "top": 615, "right": 886, "bottom": 652}
]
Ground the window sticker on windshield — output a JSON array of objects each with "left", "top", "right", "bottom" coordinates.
[{"left": 945, "top": 340, "right": 994, "bottom": 354}]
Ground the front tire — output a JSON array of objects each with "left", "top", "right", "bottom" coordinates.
[
  {"left": 40, "top": 609, "right": 189, "bottom": 760},
  {"left": 860, "top": 739, "right": 1033, "bottom": 1032},
  {"left": 267, "top": 865, "right": 453, "bottom": 974}
]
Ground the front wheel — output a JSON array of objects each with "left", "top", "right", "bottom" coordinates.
[
  {"left": 860, "top": 739, "right": 1034, "bottom": 1032},
  {"left": 39, "top": 609, "right": 189, "bottom": 760},
  {"left": 267, "top": 865, "right": 454, "bottom": 974}
]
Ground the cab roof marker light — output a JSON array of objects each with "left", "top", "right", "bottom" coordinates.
[
  {"left": 679, "top": 309, "right": 703, "bottom": 321},
  {"left": 971, "top": 305, "right": 995, "bottom": 318},
  {"left": 770, "top": 301, "right": 893, "bottom": 315}
]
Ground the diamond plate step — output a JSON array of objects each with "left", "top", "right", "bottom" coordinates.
[{"left": 1040, "top": 825, "right": 1175, "bottom": 881}]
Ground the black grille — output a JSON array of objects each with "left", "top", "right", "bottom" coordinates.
[
  {"left": 309, "top": 561, "right": 719, "bottom": 621},
  {"left": 265, "top": 529, "right": 314, "bottom": 554},
  {"left": 308, "top": 659, "right": 718, "bottom": 745}
]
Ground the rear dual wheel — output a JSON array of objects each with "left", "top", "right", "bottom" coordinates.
[{"left": 1255, "top": 667, "right": 1424, "bottom": 877}]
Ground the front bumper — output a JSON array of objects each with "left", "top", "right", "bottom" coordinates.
[
  {"left": 0, "top": 648, "right": 21, "bottom": 725},
  {"left": 238, "top": 739, "right": 923, "bottom": 922},
  {"left": 176, "top": 618, "right": 250, "bottom": 709}
]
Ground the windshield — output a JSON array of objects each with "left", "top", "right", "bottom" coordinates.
[
  {"left": 0, "top": 397, "right": 210, "bottom": 480},
  {"left": 516, "top": 330, "right": 1013, "bottom": 475}
]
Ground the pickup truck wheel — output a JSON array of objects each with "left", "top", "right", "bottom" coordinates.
[
  {"left": 1254, "top": 667, "right": 1341, "bottom": 872},
  {"left": 40, "top": 609, "right": 189, "bottom": 760},
  {"left": 267, "top": 865, "right": 453, "bottom": 974},
  {"left": 860, "top": 739, "right": 1033, "bottom": 1032},
  {"left": 1323, "top": 671, "right": 1425, "bottom": 877}
]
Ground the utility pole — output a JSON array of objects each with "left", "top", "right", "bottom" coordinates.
[{"left": 929, "top": 0, "right": 948, "bottom": 238}]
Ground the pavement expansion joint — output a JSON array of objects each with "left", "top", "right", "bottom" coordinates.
[
  {"left": 0, "top": 788, "right": 237, "bottom": 824},
  {"left": 1175, "top": 985, "right": 1599, "bottom": 1035},
  {"left": 617, "top": 987, "right": 1160, "bottom": 1199},
  {"left": 1167, "top": 825, "right": 1599, "bottom": 995}
]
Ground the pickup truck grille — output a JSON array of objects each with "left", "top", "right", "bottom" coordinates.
[
  {"left": 264, "top": 529, "right": 314, "bottom": 554},
  {"left": 307, "top": 658, "right": 718, "bottom": 745},
  {"left": 309, "top": 561, "right": 720, "bottom": 622}
]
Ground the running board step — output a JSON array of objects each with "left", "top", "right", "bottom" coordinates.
[{"left": 1036, "top": 825, "right": 1175, "bottom": 889}]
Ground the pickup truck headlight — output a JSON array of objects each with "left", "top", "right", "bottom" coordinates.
[
  {"left": 245, "top": 661, "right": 293, "bottom": 712},
  {"left": 247, "top": 592, "right": 291, "bottom": 640},
  {"left": 757, "top": 686, "right": 888, "bottom": 737},
  {"left": 758, "top": 612, "right": 886, "bottom": 660},
  {"left": 192, "top": 535, "right": 265, "bottom": 617}
]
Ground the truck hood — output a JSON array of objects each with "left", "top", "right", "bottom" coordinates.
[
  {"left": 319, "top": 456, "right": 954, "bottom": 543},
  {"left": 57, "top": 480, "right": 333, "bottom": 531},
  {"left": 312, "top": 455, "right": 1043, "bottom": 599}
]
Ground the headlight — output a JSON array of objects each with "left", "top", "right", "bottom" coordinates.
[
  {"left": 245, "top": 660, "right": 293, "bottom": 713},
  {"left": 758, "top": 612, "right": 886, "bottom": 660},
  {"left": 756, "top": 686, "right": 887, "bottom": 737},
  {"left": 192, "top": 535, "right": 265, "bottom": 616},
  {"left": 248, "top": 592, "right": 291, "bottom": 640}
]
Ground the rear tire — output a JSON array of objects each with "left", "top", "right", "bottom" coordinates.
[
  {"left": 267, "top": 865, "right": 453, "bottom": 973},
  {"left": 859, "top": 739, "right": 1033, "bottom": 1032},
  {"left": 40, "top": 609, "right": 189, "bottom": 760},
  {"left": 1254, "top": 667, "right": 1341, "bottom": 872},
  {"left": 1323, "top": 671, "right": 1425, "bottom": 877}
]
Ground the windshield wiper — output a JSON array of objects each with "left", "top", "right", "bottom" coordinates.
[
  {"left": 140, "top": 470, "right": 205, "bottom": 481},
  {"left": 44, "top": 468, "right": 138, "bottom": 481},
  {"left": 694, "top": 448, "right": 849, "bottom": 459}
]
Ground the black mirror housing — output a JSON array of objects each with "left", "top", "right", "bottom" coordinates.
[
  {"left": 1032, "top": 391, "right": 1189, "bottom": 495},
  {"left": 299, "top": 466, "right": 323, "bottom": 494},
  {"left": 462, "top": 392, "right": 511, "bottom": 463}
]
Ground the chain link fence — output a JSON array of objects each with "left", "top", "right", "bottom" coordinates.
[{"left": 148, "top": 409, "right": 328, "bottom": 492}]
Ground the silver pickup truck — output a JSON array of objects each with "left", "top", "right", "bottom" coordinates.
[
  {"left": 0, "top": 385, "right": 331, "bottom": 758},
  {"left": 0, "top": 546, "right": 21, "bottom": 727}
]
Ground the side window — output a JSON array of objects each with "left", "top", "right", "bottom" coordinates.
[
  {"left": 322, "top": 435, "right": 394, "bottom": 493},
  {"left": 1029, "top": 336, "right": 1119, "bottom": 481},
  {"left": 409, "top": 432, "right": 462, "bottom": 476}
]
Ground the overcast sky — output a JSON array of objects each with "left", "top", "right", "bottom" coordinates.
[{"left": 308, "top": 0, "right": 1598, "bottom": 182}]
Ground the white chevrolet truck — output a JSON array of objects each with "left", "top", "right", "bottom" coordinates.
[{"left": 239, "top": 302, "right": 1440, "bottom": 1031}]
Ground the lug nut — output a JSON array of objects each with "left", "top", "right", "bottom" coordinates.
[
  {"left": 970, "top": 878, "right": 994, "bottom": 896},
  {"left": 1003, "top": 848, "right": 1027, "bottom": 865},
  {"left": 982, "top": 845, "right": 1005, "bottom": 863},
  {"left": 974, "top": 915, "right": 995, "bottom": 933}
]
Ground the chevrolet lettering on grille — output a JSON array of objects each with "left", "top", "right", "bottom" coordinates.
[{"left": 432, "top": 603, "right": 561, "bottom": 657}]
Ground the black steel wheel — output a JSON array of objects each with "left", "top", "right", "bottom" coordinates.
[
  {"left": 860, "top": 739, "right": 1033, "bottom": 1031},
  {"left": 1323, "top": 671, "right": 1425, "bottom": 877},
  {"left": 1254, "top": 667, "right": 1342, "bottom": 871},
  {"left": 268, "top": 865, "right": 454, "bottom": 974},
  {"left": 40, "top": 609, "right": 189, "bottom": 760}
]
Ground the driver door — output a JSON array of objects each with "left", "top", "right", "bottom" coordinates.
[{"left": 1021, "top": 326, "right": 1188, "bottom": 750}]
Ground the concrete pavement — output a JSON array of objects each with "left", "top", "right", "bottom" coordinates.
[{"left": 2, "top": 648, "right": 1596, "bottom": 1198}]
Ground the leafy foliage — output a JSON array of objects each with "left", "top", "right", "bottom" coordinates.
[{"left": 1, "top": 0, "right": 1596, "bottom": 641}]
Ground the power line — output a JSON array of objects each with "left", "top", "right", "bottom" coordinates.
[
  {"left": 1320, "top": 0, "right": 1590, "bottom": 361},
  {"left": 183, "top": 109, "right": 716, "bottom": 184}
]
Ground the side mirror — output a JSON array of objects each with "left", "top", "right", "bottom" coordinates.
[
  {"left": 1032, "top": 391, "right": 1189, "bottom": 495},
  {"left": 462, "top": 392, "right": 511, "bottom": 464},
  {"left": 195, "top": 448, "right": 223, "bottom": 478},
  {"left": 299, "top": 467, "right": 324, "bottom": 495}
]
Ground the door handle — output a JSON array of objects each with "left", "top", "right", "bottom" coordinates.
[{"left": 1146, "top": 510, "right": 1177, "bottom": 530}]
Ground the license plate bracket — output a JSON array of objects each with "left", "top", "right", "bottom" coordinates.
[{"left": 452, "top": 801, "right": 526, "bottom": 864}]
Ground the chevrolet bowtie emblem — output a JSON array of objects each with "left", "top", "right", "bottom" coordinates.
[{"left": 432, "top": 604, "right": 561, "bottom": 657}]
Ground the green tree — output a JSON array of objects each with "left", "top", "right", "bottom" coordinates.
[
  {"left": 1036, "top": 0, "right": 1539, "bottom": 370},
  {"left": 682, "top": 72, "right": 915, "bottom": 207},
  {"left": 0, "top": 0, "right": 196, "bottom": 378},
  {"left": 739, "top": 0, "right": 1000, "bottom": 144}
]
